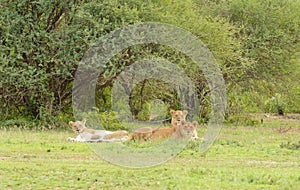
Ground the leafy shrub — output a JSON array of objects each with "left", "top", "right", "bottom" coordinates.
[
  {"left": 0, "top": 0, "right": 143, "bottom": 123},
  {"left": 0, "top": 117, "right": 38, "bottom": 129},
  {"left": 200, "top": 0, "right": 300, "bottom": 115},
  {"left": 136, "top": 103, "right": 150, "bottom": 121},
  {"left": 80, "top": 108, "right": 125, "bottom": 131},
  {"left": 264, "top": 93, "right": 286, "bottom": 115},
  {"left": 226, "top": 115, "right": 260, "bottom": 126}
]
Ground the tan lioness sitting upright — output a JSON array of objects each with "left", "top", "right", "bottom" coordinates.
[
  {"left": 150, "top": 109, "right": 188, "bottom": 140},
  {"left": 131, "top": 109, "right": 188, "bottom": 141},
  {"left": 67, "top": 119, "right": 129, "bottom": 142},
  {"left": 170, "top": 109, "right": 188, "bottom": 127}
]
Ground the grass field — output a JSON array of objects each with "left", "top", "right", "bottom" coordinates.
[{"left": 1, "top": 115, "right": 299, "bottom": 190}]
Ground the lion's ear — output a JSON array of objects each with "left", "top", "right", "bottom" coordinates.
[
  {"left": 82, "top": 119, "right": 86, "bottom": 125},
  {"left": 170, "top": 109, "right": 175, "bottom": 115},
  {"left": 69, "top": 121, "right": 77, "bottom": 132},
  {"left": 183, "top": 110, "right": 188, "bottom": 117}
]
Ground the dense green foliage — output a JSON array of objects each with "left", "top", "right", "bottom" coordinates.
[
  {"left": 203, "top": 0, "right": 300, "bottom": 113},
  {"left": 0, "top": 0, "right": 299, "bottom": 126}
]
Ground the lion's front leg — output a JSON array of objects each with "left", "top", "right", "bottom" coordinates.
[{"left": 67, "top": 135, "right": 86, "bottom": 142}]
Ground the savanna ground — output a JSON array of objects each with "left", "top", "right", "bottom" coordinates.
[{"left": 1, "top": 115, "right": 299, "bottom": 190}]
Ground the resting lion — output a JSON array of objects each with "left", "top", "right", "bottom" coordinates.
[
  {"left": 67, "top": 119, "right": 129, "bottom": 142},
  {"left": 131, "top": 109, "right": 188, "bottom": 141},
  {"left": 174, "top": 121, "right": 199, "bottom": 140},
  {"left": 131, "top": 127, "right": 154, "bottom": 141}
]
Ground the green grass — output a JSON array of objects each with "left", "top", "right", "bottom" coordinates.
[{"left": 1, "top": 116, "right": 299, "bottom": 190}]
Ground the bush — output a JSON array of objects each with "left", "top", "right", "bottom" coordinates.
[
  {"left": 80, "top": 108, "right": 125, "bottom": 131},
  {"left": 0, "top": 117, "right": 38, "bottom": 129},
  {"left": 0, "top": 0, "right": 143, "bottom": 124},
  {"left": 264, "top": 93, "right": 286, "bottom": 115},
  {"left": 198, "top": 0, "right": 300, "bottom": 115}
]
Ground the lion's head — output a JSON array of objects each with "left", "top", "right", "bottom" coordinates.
[
  {"left": 178, "top": 121, "right": 198, "bottom": 139},
  {"left": 69, "top": 119, "right": 86, "bottom": 134},
  {"left": 170, "top": 109, "right": 188, "bottom": 126}
]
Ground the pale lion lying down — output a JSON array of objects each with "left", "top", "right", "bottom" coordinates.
[{"left": 67, "top": 119, "right": 129, "bottom": 142}]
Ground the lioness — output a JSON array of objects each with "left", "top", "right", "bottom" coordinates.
[
  {"left": 67, "top": 119, "right": 129, "bottom": 142},
  {"left": 170, "top": 109, "right": 188, "bottom": 127},
  {"left": 130, "top": 109, "right": 188, "bottom": 141},
  {"left": 175, "top": 121, "right": 199, "bottom": 140},
  {"left": 149, "top": 125, "right": 177, "bottom": 140}
]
